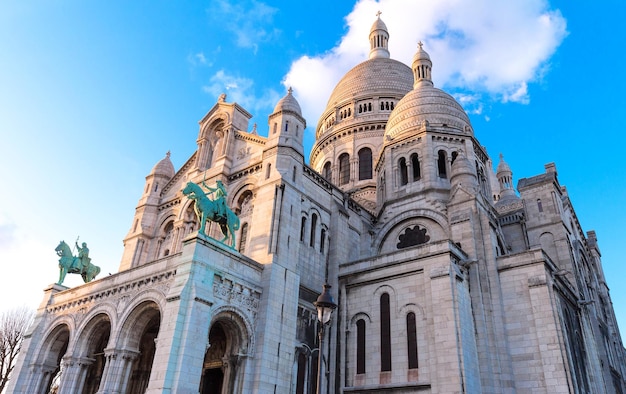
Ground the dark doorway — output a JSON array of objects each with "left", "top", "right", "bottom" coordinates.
[{"left": 201, "top": 368, "right": 224, "bottom": 394}]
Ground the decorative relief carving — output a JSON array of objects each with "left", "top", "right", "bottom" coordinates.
[
  {"left": 237, "top": 147, "right": 251, "bottom": 159},
  {"left": 46, "top": 270, "right": 176, "bottom": 315},
  {"left": 213, "top": 275, "right": 261, "bottom": 317}
]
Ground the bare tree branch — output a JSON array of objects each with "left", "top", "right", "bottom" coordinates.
[{"left": 0, "top": 307, "right": 34, "bottom": 393}]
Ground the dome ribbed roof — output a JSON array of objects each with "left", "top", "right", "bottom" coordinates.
[
  {"left": 150, "top": 151, "right": 175, "bottom": 178},
  {"left": 321, "top": 58, "right": 412, "bottom": 115},
  {"left": 273, "top": 87, "right": 302, "bottom": 115},
  {"left": 385, "top": 84, "right": 471, "bottom": 141}
]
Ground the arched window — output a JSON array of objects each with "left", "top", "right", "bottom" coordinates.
[
  {"left": 407, "top": 312, "right": 418, "bottom": 369},
  {"left": 323, "top": 161, "right": 332, "bottom": 181},
  {"left": 411, "top": 153, "right": 420, "bottom": 180},
  {"left": 320, "top": 229, "right": 326, "bottom": 253},
  {"left": 356, "top": 319, "right": 366, "bottom": 374},
  {"left": 399, "top": 158, "right": 408, "bottom": 186},
  {"left": 437, "top": 150, "right": 447, "bottom": 178},
  {"left": 358, "top": 148, "right": 373, "bottom": 180},
  {"left": 380, "top": 293, "right": 392, "bottom": 371},
  {"left": 310, "top": 214, "right": 317, "bottom": 247},
  {"left": 300, "top": 217, "right": 306, "bottom": 242},
  {"left": 338, "top": 153, "right": 350, "bottom": 185},
  {"left": 285, "top": 120, "right": 289, "bottom": 131},
  {"left": 239, "top": 223, "right": 249, "bottom": 254},
  {"left": 537, "top": 199, "right": 543, "bottom": 212}
]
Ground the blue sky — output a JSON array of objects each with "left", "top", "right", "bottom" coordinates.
[{"left": 1, "top": 0, "right": 625, "bottom": 336}]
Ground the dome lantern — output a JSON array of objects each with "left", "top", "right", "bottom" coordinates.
[
  {"left": 369, "top": 11, "right": 390, "bottom": 59},
  {"left": 412, "top": 41, "right": 433, "bottom": 88}
]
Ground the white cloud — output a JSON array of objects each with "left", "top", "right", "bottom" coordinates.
[
  {"left": 203, "top": 70, "right": 281, "bottom": 129},
  {"left": 283, "top": 0, "right": 567, "bottom": 128},
  {"left": 208, "top": 0, "right": 280, "bottom": 54}
]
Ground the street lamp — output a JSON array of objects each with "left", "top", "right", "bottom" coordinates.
[{"left": 314, "top": 284, "right": 337, "bottom": 394}]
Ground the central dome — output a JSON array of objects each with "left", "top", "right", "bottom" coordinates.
[{"left": 323, "top": 57, "right": 413, "bottom": 112}]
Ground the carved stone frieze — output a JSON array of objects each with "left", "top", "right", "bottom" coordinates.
[
  {"left": 213, "top": 274, "right": 261, "bottom": 318},
  {"left": 46, "top": 270, "right": 176, "bottom": 316}
]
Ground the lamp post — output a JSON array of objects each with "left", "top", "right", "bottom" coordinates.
[{"left": 314, "top": 284, "right": 337, "bottom": 394}]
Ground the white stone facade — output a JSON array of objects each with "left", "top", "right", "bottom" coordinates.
[{"left": 8, "top": 16, "right": 626, "bottom": 394}]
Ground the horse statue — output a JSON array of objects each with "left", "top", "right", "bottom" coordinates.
[
  {"left": 182, "top": 181, "right": 240, "bottom": 248},
  {"left": 55, "top": 240, "right": 101, "bottom": 285}
]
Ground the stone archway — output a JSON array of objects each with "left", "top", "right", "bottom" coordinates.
[
  {"left": 32, "top": 323, "right": 70, "bottom": 394},
  {"left": 69, "top": 313, "right": 111, "bottom": 394},
  {"left": 125, "top": 309, "right": 160, "bottom": 393},
  {"left": 200, "top": 324, "right": 227, "bottom": 394},
  {"left": 199, "top": 314, "right": 250, "bottom": 394}
]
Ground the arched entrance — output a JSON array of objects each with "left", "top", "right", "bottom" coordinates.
[
  {"left": 126, "top": 309, "right": 160, "bottom": 393},
  {"left": 78, "top": 314, "right": 111, "bottom": 394},
  {"left": 37, "top": 323, "right": 70, "bottom": 394},
  {"left": 200, "top": 324, "right": 226, "bottom": 394},
  {"left": 199, "top": 313, "right": 250, "bottom": 394}
]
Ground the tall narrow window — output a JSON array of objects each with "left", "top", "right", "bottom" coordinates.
[
  {"left": 320, "top": 229, "right": 326, "bottom": 253},
  {"left": 380, "top": 293, "right": 392, "bottom": 371},
  {"left": 296, "top": 352, "right": 307, "bottom": 394},
  {"left": 407, "top": 312, "right": 418, "bottom": 369},
  {"left": 411, "top": 153, "right": 420, "bottom": 180},
  {"left": 356, "top": 319, "right": 366, "bottom": 374},
  {"left": 285, "top": 120, "right": 289, "bottom": 131},
  {"left": 339, "top": 153, "right": 350, "bottom": 185},
  {"left": 437, "top": 150, "right": 447, "bottom": 178},
  {"left": 310, "top": 214, "right": 317, "bottom": 247},
  {"left": 323, "top": 161, "right": 332, "bottom": 181},
  {"left": 266, "top": 163, "right": 272, "bottom": 179},
  {"left": 537, "top": 199, "right": 543, "bottom": 212},
  {"left": 239, "top": 223, "right": 249, "bottom": 254},
  {"left": 300, "top": 217, "right": 307, "bottom": 242},
  {"left": 358, "top": 148, "right": 373, "bottom": 180},
  {"left": 399, "top": 158, "right": 408, "bottom": 186}
]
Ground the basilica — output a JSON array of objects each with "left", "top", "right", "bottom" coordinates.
[{"left": 8, "top": 16, "right": 626, "bottom": 394}]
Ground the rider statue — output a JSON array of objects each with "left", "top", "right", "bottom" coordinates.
[
  {"left": 76, "top": 241, "right": 91, "bottom": 270},
  {"left": 202, "top": 179, "right": 228, "bottom": 220}
]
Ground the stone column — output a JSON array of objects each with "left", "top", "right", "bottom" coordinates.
[
  {"left": 59, "top": 356, "right": 95, "bottom": 394},
  {"left": 97, "top": 348, "right": 140, "bottom": 394},
  {"left": 27, "top": 363, "right": 57, "bottom": 394}
]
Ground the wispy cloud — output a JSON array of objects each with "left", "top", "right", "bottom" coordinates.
[
  {"left": 203, "top": 70, "right": 281, "bottom": 127},
  {"left": 208, "top": 0, "right": 280, "bottom": 54},
  {"left": 188, "top": 52, "right": 209, "bottom": 67},
  {"left": 284, "top": 0, "right": 567, "bottom": 129}
]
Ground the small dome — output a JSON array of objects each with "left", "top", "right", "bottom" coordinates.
[
  {"left": 451, "top": 153, "right": 475, "bottom": 178},
  {"left": 496, "top": 153, "right": 512, "bottom": 175},
  {"left": 150, "top": 151, "right": 175, "bottom": 178},
  {"left": 385, "top": 43, "right": 471, "bottom": 142},
  {"left": 412, "top": 41, "right": 431, "bottom": 64},
  {"left": 385, "top": 85, "right": 471, "bottom": 141},
  {"left": 273, "top": 87, "right": 302, "bottom": 116},
  {"left": 370, "top": 13, "right": 388, "bottom": 33}
]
